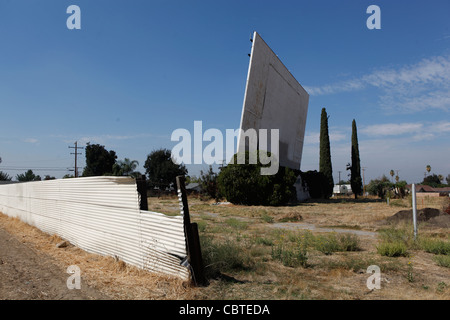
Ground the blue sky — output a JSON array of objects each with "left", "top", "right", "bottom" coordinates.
[{"left": 0, "top": 0, "right": 449, "bottom": 184}]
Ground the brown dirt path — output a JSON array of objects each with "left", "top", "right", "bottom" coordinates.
[{"left": 0, "top": 227, "right": 109, "bottom": 300}]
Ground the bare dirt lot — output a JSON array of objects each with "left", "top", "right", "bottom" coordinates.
[
  {"left": 1, "top": 195, "right": 449, "bottom": 300},
  {"left": 0, "top": 226, "right": 107, "bottom": 300}
]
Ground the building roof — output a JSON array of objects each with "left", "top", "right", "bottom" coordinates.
[
  {"left": 406, "top": 184, "right": 450, "bottom": 193},
  {"left": 186, "top": 182, "right": 201, "bottom": 190}
]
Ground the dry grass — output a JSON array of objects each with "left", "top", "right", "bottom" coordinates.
[
  {"left": 1, "top": 195, "right": 449, "bottom": 300},
  {"left": 0, "top": 213, "right": 200, "bottom": 300}
]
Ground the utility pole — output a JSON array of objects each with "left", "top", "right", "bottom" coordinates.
[{"left": 69, "top": 141, "right": 84, "bottom": 177}]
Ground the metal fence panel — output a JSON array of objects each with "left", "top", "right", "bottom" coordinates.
[{"left": 0, "top": 176, "right": 189, "bottom": 280}]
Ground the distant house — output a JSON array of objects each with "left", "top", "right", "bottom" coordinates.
[
  {"left": 186, "top": 182, "right": 202, "bottom": 194},
  {"left": 406, "top": 184, "right": 450, "bottom": 197}
]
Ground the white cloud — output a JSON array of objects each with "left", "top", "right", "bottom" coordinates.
[
  {"left": 304, "top": 55, "right": 450, "bottom": 113},
  {"left": 57, "top": 133, "right": 169, "bottom": 145},
  {"left": 24, "top": 138, "right": 39, "bottom": 144},
  {"left": 361, "top": 123, "right": 423, "bottom": 136},
  {"left": 430, "top": 121, "right": 450, "bottom": 133},
  {"left": 304, "top": 131, "right": 347, "bottom": 145}
]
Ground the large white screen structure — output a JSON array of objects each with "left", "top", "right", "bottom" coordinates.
[{"left": 237, "top": 31, "right": 309, "bottom": 171}]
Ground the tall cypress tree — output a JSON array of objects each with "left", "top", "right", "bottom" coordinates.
[
  {"left": 319, "top": 108, "right": 334, "bottom": 198},
  {"left": 348, "top": 119, "right": 362, "bottom": 199}
]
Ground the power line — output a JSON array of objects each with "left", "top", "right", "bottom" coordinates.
[{"left": 0, "top": 167, "right": 70, "bottom": 172}]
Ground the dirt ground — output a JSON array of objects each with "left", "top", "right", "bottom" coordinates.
[
  {"left": 0, "top": 195, "right": 449, "bottom": 300},
  {"left": 0, "top": 226, "right": 108, "bottom": 300}
]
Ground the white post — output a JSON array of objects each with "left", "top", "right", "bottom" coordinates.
[{"left": 411, "top": 183, "right": 418, "bottom": 240}]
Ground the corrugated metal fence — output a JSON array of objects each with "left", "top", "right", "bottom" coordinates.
[{"left": 0, "top": 176, "right": 190, "bottom": 280}]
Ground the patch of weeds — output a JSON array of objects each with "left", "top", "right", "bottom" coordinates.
[
  {"left": 376, "top": 227, "right": 417, "bottom": 257},
  {"left": 313, "top": 233, "right": 361, "bottom": 255},
  {"left": 419, "top": 238, "right": 450, "bottom": 255},
  {"left": 376, "top": 241, "right": 409, "bottom": 257},
  {"left": 433, "top": 255, "right": 450, "bottom": 268},
  {"left": 314, "top": 234, "right": 341, "bottom": 255},
  {"left": 378, "top": 227, "right": 413, "bottom": 246},
  {"left": 225, "top": 218, "right": 249, "bottom": 230},
  {"left": 271, "top": 239, "right": 309, "bottom": 268},
  {"left": 337, "top": 234, "right": 361, "bottom": 252},
  {"left": 322, "top": 256, "right": 401, "bottom": 273},
  {"left": 437, "top": 282, "right": 447, "bottom": 293},
  {"left": 406, "top": 260, "right": 414, "bottom": 283},
  {"left": 390, "top": 200, "right": 408, "bottom": 207},
  {"left": 196, "top": 220, "right": 207, "bottom": 233},
  {"left": 254, "top": 237, "right": 273, "bottom": 246},
  {"left": 200, "top": 235, "right": 254, "bottom": 278},
  {"left": 261, "top": 213, "right": 274, "bottom": 224}
]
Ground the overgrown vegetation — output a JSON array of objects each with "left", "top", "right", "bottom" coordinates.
[
  {"left": 376, "top": 226, "right": 450, "bottom": 265},
  {"left": 217, "top": 151, "right": 297, "bottom": 206}
]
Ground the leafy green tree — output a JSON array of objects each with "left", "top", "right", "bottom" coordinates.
[
  {"left": 300, "top": 170, "right": 328, "bottom": 199},
  {"left": 217, "top": 151, "right": 297, "bottom": 206},
  {"left": 366, "top": 175, "right": 392, "bottom": 199},
  {"left": 199, "top": 165, "right": 220, "bottom": 200},
  {"left": 346, "top": 119, "right": 362, "bottom": 199},
  {"left": 143, "top": 148, "right": 187, "bottom": 189},
  {"left": 16, "top": 170, "right": 41, "bottom": 182},
  {"left": 422, "top": 174, "right": 443, "bottom": 188},
  {"left": 82, "top": 143, "right": 117, "bottom": 176},
  {"left": 319, "top": 108, "right": 334, "bottom": 198},
  {"left": 395, "top": 180, "right": 408, "bottom": 198},
  {"left": 112, "top": 158, "right": 140, "bottom": 178},
  {"left": 186, "top": 175, "right": 200, "bottom": 184},
  {"left": 44, "top": 175, "right": 56, "bottom": 180},
  {"left": 446, "top": 174, "right": 450, "bottom": 186}
]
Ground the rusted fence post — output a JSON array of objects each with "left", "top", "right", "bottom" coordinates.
[
  {"left": 176, "top": 175, "right": 207, "bottom": 286},
  {"left": 136, "top": 175, "right": 148, "bottom": 211}
]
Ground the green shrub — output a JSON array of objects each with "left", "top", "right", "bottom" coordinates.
[
  {"left": 434, "top": 255, "right": 450, "bottom": 268},
  {"left": 420, "top": 238, "right": 450, "bottom": 255},
  {"left": 217, "top": 151, "right": 297, "bottom": 206},
  {"left": 338, "top": 233, "right": 361, "bottom": 252},
  {"left": 314, "top": 234, "right": 341, "bottom": 255},
  {"left": 378, "top": 227, "right": 414, "bottom": 247},
  {"left": 261, "top": 213, "right": 274, "bottom": 224},
  {"left": 376, "top": 241, "right": 409, "bottom": 257},
  {"left": 200, "top": 235, "right": 252, "bottom": 277},
  {"left": 271, "top": 242, "right": 308, "bottom": 268},
  {"left": 254, "top": 237, "right": 273, "bottom": 246},
  {"left": 225, "top": 218, "right": 248, "bottom": 230},
  {"left": 313, "top": 233, "right": 361, "bottom": 255}
]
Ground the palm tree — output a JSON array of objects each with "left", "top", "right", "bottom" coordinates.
[
  {"left": 112, "top": 158, "right": 140, "bottom": 177},
  {"left": 390, "top": 170, "right": 395, "bottom": 183}
]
